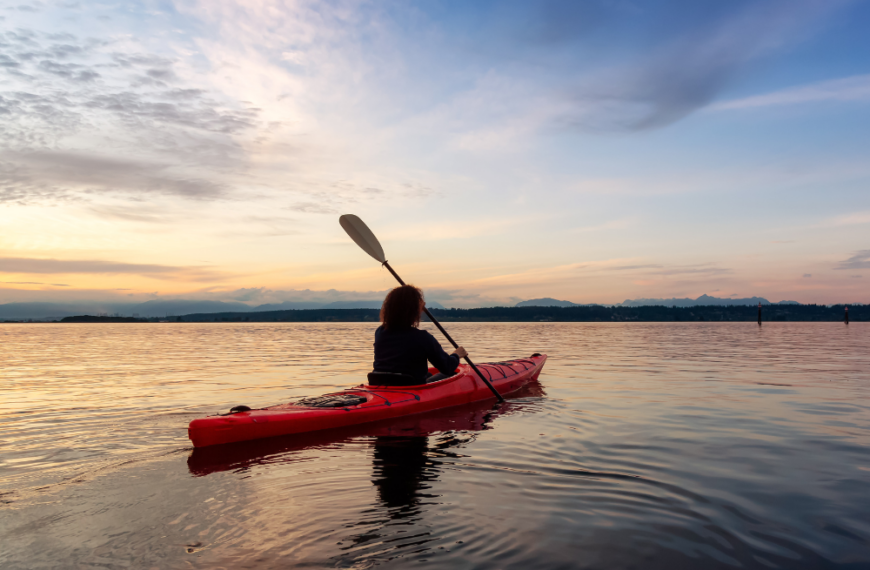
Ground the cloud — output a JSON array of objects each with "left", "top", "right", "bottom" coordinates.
[
  {"left": 0, "top": 257, "right": 227, "bottom": 281},
  {"left": 0, "top": 20, "right": 435, "bottom": 212},
  {"left": 421, "top": 287, "right": 520, "bottom": 308},
  {"left": 640, "top": 264, "right": 733, "bottom": 277},
  {"left": 4, "top": 0, "right": 840, "bottom": 217},
  {"left": 89, "top": 204, "right": 176, "bottom": 223},
  {"left": 0, "top": 30, "right": 258, "bottom": 136},
  {"left": 557, "top": 0, "right": 847, "bottom": 131},
  {"left": 0, "top": 150, "right": 228, "bottom": 204},
  {"left": 835, "top": 250, "right": 870, "bottom": 270},
  {"left": 571, "top": 158, "right": 870, "bottom": 197},
  {"left": 37, "top": 60, "right": 99, "bottom": 82},
  {"left": 0, "top": 283, "right": 514, "bottom": 308},
  {"left": 0, "top": 282, "right": 518, "bottom": 309},
  {"left": 0, "top": 27, "right": 260, "bottom": 204},
  {"left": 593, "top": 262, "right": 733, "bottom": 277},
  {"left": 713, "top": 74, "right": 870, "bottom": 110},
  {"left": 175, "top": 286, "right": 393, "bottom": 305},
  {"left": 398, "top": 0, "right": 849, "bottom": 139},
  {"left": 612, "top": 264, "right": 664, "bottom": 271},
  {"left": 463, "top": 258, "right": 733, "bottom": 294},
  {"left": 227, "top": 287, "right": 267, "bottom": 302},
  {"left": 287, "top": 202, "right": 338, "bottom": 215},
  {"left": 803, "top": 273, "right": 812, "bottom": 278}
]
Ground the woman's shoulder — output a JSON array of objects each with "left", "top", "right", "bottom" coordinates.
[
  {"left": 383, "top": 326, "right": 434, "bottom": 339},
  {"left": 375, "top": 325, "right": 423, "bottom": 337},
  {"left": 410, "top": 327, "right": 437, "bottom": 342}
]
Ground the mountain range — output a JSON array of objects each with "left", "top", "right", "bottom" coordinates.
[
  {"left": 0, "top": 295, "right": 804, "bottom": 320},
  {"left": 516, "top": 294, "right": 801, "bottom": 308},
  {"left": 618, "top": 294, "right": 800, "bottom": 307},
  {"left": 516, "top": 298, "right": 597, "bottom": 308},
  {"left": 0, "top": 299, "right": 447, "bottom": 320}
]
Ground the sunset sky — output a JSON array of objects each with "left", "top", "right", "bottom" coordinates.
[{"left": 1, "top": 0, "right": 869, "bottom": 308}]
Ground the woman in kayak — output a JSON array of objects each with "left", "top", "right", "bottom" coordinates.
[{"left": 372, "top": 285, "right": 467, "bottom": 385}]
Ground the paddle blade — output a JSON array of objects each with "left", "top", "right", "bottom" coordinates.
[{"left": 339, "top": 214, "right": 386, "bottom": 263}]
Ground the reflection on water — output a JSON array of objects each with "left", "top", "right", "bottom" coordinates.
[
  {"left": 345, "top": 435, "right": 449, "bottom": 561},
  {"left": 185, "top": 389, "right": 546, "bottom": 566},
  {"left": 372, "top": 435, "right": 435, "bottom": 515},
  {"left": 1, "top": 322, "right": 869, "bottom": 569}
]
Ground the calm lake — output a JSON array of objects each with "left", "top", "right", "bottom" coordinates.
[{"left": 1, "top": 322, "right": 868, "bottom": 569}]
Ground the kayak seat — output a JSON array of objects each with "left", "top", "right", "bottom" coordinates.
[{"left": 367, "top": 371, "right": 420, "bottom": 386}]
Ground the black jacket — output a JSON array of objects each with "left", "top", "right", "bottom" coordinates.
[{"left": 372, "top": 326, "right": 460, "bottom": 382}]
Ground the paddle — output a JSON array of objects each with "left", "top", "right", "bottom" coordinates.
[{"left": 339, "top": 214, "right": 505, "bottom": 403}]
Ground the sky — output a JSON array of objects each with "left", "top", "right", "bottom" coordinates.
[{"left": 1, "top": 0, "right": 869, "bottom": 308}]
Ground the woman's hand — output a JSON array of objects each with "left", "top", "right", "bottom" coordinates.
[{"left": 452, "top": 346, "right": 468, "bottom": 359}]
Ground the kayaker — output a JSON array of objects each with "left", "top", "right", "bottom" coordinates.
[{"left": 372, "top": 285, "right": 467, "bottom": 384}]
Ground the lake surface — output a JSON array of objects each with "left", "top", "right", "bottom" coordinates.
[{"left": 1, "top": 322, "right": 868, "bottom": 569}]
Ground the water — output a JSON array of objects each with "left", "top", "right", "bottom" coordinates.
[{"left": 1, "top": 322, "right": 868, "bottom": 569}]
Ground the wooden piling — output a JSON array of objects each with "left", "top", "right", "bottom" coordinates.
[
  {"left": 757, "top": 302, "right": 762, "bottom": 325},
  {"left": 845, "top": 306, "right": 849, "bottom": 325}
]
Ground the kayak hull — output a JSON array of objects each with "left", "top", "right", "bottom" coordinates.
[{"left": 188, "top": 354, "right": 547, "bottom": 447}]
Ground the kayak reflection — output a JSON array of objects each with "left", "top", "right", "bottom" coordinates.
[
  {"left": 187, "top": 380, "right": 545, "bottom": 477},
  {"left": 188, "top": 381, "right": 545, "bottom": 565}
]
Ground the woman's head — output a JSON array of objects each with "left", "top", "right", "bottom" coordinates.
[{"left": 380, "top": 285, "right": 424, "bottom": 330}]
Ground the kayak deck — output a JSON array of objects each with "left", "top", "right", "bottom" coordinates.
[{"left": 189, "top": 354, "right": 547, "bottom": 447}]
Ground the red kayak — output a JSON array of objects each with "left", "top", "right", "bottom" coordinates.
[
  {"left": 188, "top": 380, "right": 547, "bottom": 476},
  {"left": 188, "top": 354, "right": 547, "bottom": 447}
]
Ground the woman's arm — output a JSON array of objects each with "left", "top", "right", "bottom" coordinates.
[{"left": 422, "top": 331, "right": 462, "bottom": 376}]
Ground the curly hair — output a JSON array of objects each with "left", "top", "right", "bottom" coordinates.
[{"left": 380, "top": 285, "right": 424, "bottom": 330}]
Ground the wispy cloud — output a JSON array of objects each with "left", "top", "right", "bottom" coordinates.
[
  {"left": 2, "top": 281, "right": 69, "bottom": 286},
  {"left": 646, "top": 264, "right": 733, "bottom": 277},
  {"left": 0, "top": 25, "right": 261, "bottom": 205},
  {"left": 0, "top": 257, "right": 227, "bottom": 281},
  {"left": 464, "top": 259, "right": 731, "bottom": 291},
  {"left": 89, "top": 204, "right": 178, "bottom": 224},
  {"left": 835, "top": 250, "right": 870, "bottom": 270},
  {"left": 0, "top": 150, "right": 228, "bottom": 204},
  {"left": 571, "top": 158, "right": 870, "bottom": 197},
  {"left": 612, "top": 264, "right": 664, "bottom": 271},
  {"left": 713, "top": 74, "right": 870, "bottom": 110},
  {"left": 0, "top": 0, "right": 853, "bottom": 212},
  {"left": 554, "top": 0, "right": 847, "bottom": 131},
  {"left": 145, "top": 286, "right": 393, "bottom": 305}
]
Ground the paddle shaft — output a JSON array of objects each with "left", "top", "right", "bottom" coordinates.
[{"left": 382, "top": 261, "right": 505, "bottom": 403}]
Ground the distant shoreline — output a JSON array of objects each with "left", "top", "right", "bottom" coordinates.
[
  {"left": 61, "top": 315, "right": 150, "bottom": 323},
  {"left": 2, "top": 305, "right": 862, "bottom": 323}
]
